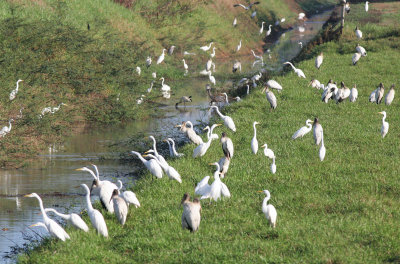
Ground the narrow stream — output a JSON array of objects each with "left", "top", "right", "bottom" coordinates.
[{"left": 0, "top": 9, "right": 332, "bottom": 262}]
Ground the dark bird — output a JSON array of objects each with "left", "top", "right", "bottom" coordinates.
[
  {"left": 176, "top": 96, "right": 192, "bottom": 107},
  {"left": 181, "top": 193, "right": 201, "bottom": 232},
  {"left": 233, "top": 1, "right": 260, "bottom": 10}
]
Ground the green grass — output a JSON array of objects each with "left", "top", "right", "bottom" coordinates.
[{"left": 17, "top": 2, "right": 400, "bottom": 263}]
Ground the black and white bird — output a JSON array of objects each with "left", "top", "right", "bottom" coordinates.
[
  {"left": 233, "top": 1, "right": 260, "bottom": 10},
  {"left": 175, "top": 96, "right": 192, "bottom": 107},
  {"left": 221, "top": 132, "right": 234, "bottom": 158},
  {"left": 355, "top": 27, "right": 363, "bottom": 39},
  {"left": 385, "top": 84, "right": 395, "bottom": 106},
  {"left": 313, "top": 118, "right": 323, "bottom": 145},
  {"left": 352, "top": 52, "right": 361, "bottom": 65},
  {"left": 375, "top": 83, "right": 384, "bottom": 104},
  {"left": 232, "top": 61, "right": 242, "bottom": 73},
  {"left": 181, "top": 193, "right": 201, "bottom": 232},
  {"left": 262, "top": 86, "right": 277, "bottom": 110},
  {"left": 349, "top": 84, "right": 358, "bottom": 102},
  {"left": 356, "top": 44, "right": 367, "bottom": 56}
]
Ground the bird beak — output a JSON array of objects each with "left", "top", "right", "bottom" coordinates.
[
  {"left": 208, "top": 163, "right": 214, "bottom": 165},
  {"left": 257, "top": 191, "right": 264, "bottom": 193},
  {"left": 202, "top": 127, "right": 208, "bottom": 131},
  {"left": 261, "top": 87, "right": 266, "bottom": 93},
  {"left": 261, "top": 145, "right": 266, "bottom": 148},
  {"left": 75, "top": 168, "right": 84, "bottom": 171},
  {"left": 378, "top": 112, "right": 382, "bottom": 114},
  {"left": 142, "top": 155, "right": 148, "bottom": 158},
  {"left": 215, "top": 124, "right": 222, "bottom": 127},
  {"left": 24, "top": 194, "right": 32, "bottom": 197},
  {"left": 308, "top": 81, "right": 312, "bottom": 86},
  {"left": 163, "top": 139, "right": 168, "bottom": 142},
  {"left": 29, "top": 224, "right": 39, "bottom": 228},
  {"left": 174, "top": 125, "right": 181, "bottom": 128}
]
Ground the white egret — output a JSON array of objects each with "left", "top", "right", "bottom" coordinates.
[
  {"left": 201, "top": 163, "right": 231, "bottom": 201},
  {"left": 251, "top": 50, "right": 263, "bottom": 61},
  {"left": 284, "top": 61, "right": 306, "bottom": 78},
  {"left": 355, "top": 27, "right": 363, "bottom": 39},
  {"left": 167, "top": 138, "right": 184, "bottom": 157},
  {"left": 80, "top": 184, "right": 108, "bottom": 237},
  {"left": 210, "top": 106, "right": 236, "bottom": 132},
  {"left": 218, "top": 156, "right": 230, "bottom": 178},
  {"left": 356, "top": 44, "right": 367, "bottom": 57},
  {"left": 251, "top": 121, "right": 260, "bottom": 154},
  {"left": 259, "top": 22, "right": 265, "bottom": 35},
  {"left": 24, "top": 193, "right": 70, "bottom": 241},
  {"left": 233, "top": 17, "right": 237, "bottom": 27},
  {"left": 181, "top": 193, "right": 201, "bottom": 232},
  {"left": 147, "top": 135, "right": 168, "bottom": 167},
  {"left": 210, "top": 47, "right": 216, "bottom": 58},
  {"left": 298, "top": 41, "right": 303, "bottom": 48},
  {"left": 200, "top": 42, "right": 213, "bottom": 51},
  {"left": 385, "top": 84, "right": 395, "bottom": 105},
  {"left": 117, "top": 180, "right": 140, "bottom": 208},
  {"left": 378, "top": 111, "right": 389, "bottom": 138},
  {"left": 266, "top": 25, "right": 272, "bottom": 37},
  {"left": 221, "top": 132, "right": 234, "bottom": 158},
  {"left": 208, "top": 71, "right": 216, "bottom": 86},
  {"left": 309, "top": 79, "right": 322, "bottom": 89},
  {"left": 203, "top": 124, "right": 221, "bottom": 140},
  {"left": 146, "top": 56, "right": 152, "bottom": 68},
  {"left": 251, "top": 72, "right": 262, "bottom": 82},
  {"left": 136, "top": 66, "right": 141, "bottom": 76},
  {"left": 261, "top": 144, "right": 275, "bottom": 159},
  {"left": 186, "top": 121, "right": 204, "bottom": 145},
  {"left": 349, "top": 84, "right": 358, "bottom": 102},
  {"left": 9, "top": 79, "right": 23, "bottom": 101},
  {"left": 319, "top": 130, "right": 326, "bottom": 161},
  {"left": 234, "top": 96, "right": 241, "bottom": 102},
  {"left": 44, "top": 208, "right": 89, "bottom": 232},
  {"left": 222, "top": 93, "right": 230, "bottom": 105},
  {"left": 131, "top": 151, "right": 163, "bottom": 178},
  {"left": 352, "top": 52, "right": 361, "bottom": 65},
  {"left": 365, "top": 1, "right": 369, "bottom": 12},
  {"left": 144, "top": 154, "right": 182, "bottom": 183},
  {"left": 375, "top": 83, "right": 384, "bottom": 104},
  {"left": 258, "top": 190, "right": 277, "bottom": 228},
  {"left": 262, "top": 86, "right": 277, "bottom": 110},
  {"left": 233, "top": 2, "right": 260, "bottom": 10},
  {"left": 246, "top": 85, "right": 250, "bottom": 95},
  {"left": 110, "top": 189, "right": 128, "bottom": 226},
  {"left": 298, "top": 12, "right": 306, "bottom": 20},
  {"left": 176, "top": 96, "right": 192, "bottom": 107},
  {"left": 232, "top": 61, "right": 242, "bottom": 73},
  {"left": 147, "top": 81, "right": 154, "bottom": 93},
  {"left": 0, "top": 119, "right": 13, "bottom": 138},
  {"left": 157, "top": 49, "right": 166, "bottom": 64},
  {"left": 313, "top": 118, "right": 323, "bottom": 145},
  {"left": 182, "top": 59, "right": 188, "bottom": 71},
  {"left": 160, "top": 77, "right": 171, "bottom": 92},
  {"left": 152, "top": 72, "right": 157, "bottom": 78},
  {"left": 281, "top": 18, "right": 286, "bottom": 23},
  {"left": 270, "top": 157, "right": 276, "bottom": 174},
  {"left": 236, "top": 40, "right": 242, "bottom": 52},
  {"left": 193, "top": 136, "right": 215, "bottom": 158},
  {"left": 292, "top": 119, "right": 312, "bottom": 139},
  {"left": 266, "top": 80, "right": 283, "bottom": 91},
  {"left": 315, "top": 52, "right": 323, "bottom": 69}
]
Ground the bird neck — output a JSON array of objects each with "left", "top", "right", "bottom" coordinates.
[
  {"left": 35, "top": 195, "right": 48, "bottom": 221},
  {"left": 263, "top": 195, "right": 270, "bottom": 208},
  {"left": 213, "top": 107, "right": 224, "bottom": 118},
  {"left": 382, "top": 114, "right": 386, "bottom": 122},
  {"left": 85, "top": 190, "right": 93, "bottom": 211},
  {"left": 48, "top": 208, "right": 69, "bottom": 219},
  {"left": 253, "top": 124, "right": 257, "bottom": 137},
  {"left": 118, "top": 180, "right": 123, "bottom": 191},
  {"left": 151, "top": 137, "right": 159, "bottom": 156}
]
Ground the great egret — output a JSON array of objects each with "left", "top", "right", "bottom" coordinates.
[
  {"left": 375, "top": 83, "right": 384, "bottom": 104},
  {"left": 309, "top": 79, "right": 322, "bottom": 89},
  {"left": 144, "top": 154, "right": 182, "bottom": 183},
  {"left": 271, "top": 157, "right": 276, "bottom": 174},
  {"left": 233, "top": 17, "right": 237, "bottom": 27},
  {"left": 208, "top": 71, "right": 216, "bottom": 86},
  {"left": 319, "top": 130, "right": 326, "bottom": 161},
  {"left": 236, "top": 40, "right": 242, "bottom": 52},
  {"left": 181, "top": 193, "right": 201, "bottom": 232},
  {"left": 168, "top": 45, "right": 176, "bottom": 55},
  {"left": 378, "top": 111, "right": 389, "bottom": 138},
  {"left": 110, "top": 189, "right": 128, "bottom": 226},
  {"left": 292, "top": 119, "right": 313, "bottom": 139},
  {"left": 176, "top": 96, "right": 192, "bottom": 107},
  {"left": 356, "top": 44, "right": 367, "bottom": 57},
  {"left": 40, "top": 103, "right": 67, "bottom": 118},
  {"left": 146, "top": 56, "right": 152, "bottom": 68},
  {"left": 266, "top": 80, "right": 283, "bottom": 91},
  {"left": 200, "top": 42, "right": 213, "bottom": 51},
  {"left": 160, "top": 77, "right": 171, "bottom": 92},
  {"left": 131, "top": 151, "right": 163, "bottom": 178},
  {"left": 9, "top": 79, "right": 23, "bottom": 101},
  {"left": 25, "top": 193, "right": 70, "bottom": 241},
  {"left": 284, "top": 62, "right": 306, "bottom": 78},
  {"left": 218, "top": 156, "right": 230, "bottom": 178},
  {"left": 259, "top": 21, "right": 265, "bottom": 34},
  {"left": 261, "top": 144, "right": 275, "bottom": 159},
  {"left": 147, "top": 136, "right": 168, "bottom": 167},
  {"left": 355, "top": 27, "right": 363, "bottom": 39},
  {"left": 44, "top": 208, "right": 89, "bottom": 232},
  {"left": 221, "top": 132, "right": 234, "bottom": 158},
  {"left": 298, "top": 12, "right": 306, "bottom": 20},
  {"left": 157, "top": 49, "right": 166, "bottom": 64},
  {"left": 185, "top": 121, "right": 204, "bottom": 145},
  {"left": 182, "top": 59, "right": 188, "bottom": 71},
  {"left": 232, "top": 61, "right": 242, "bottom": 73},
  {"left": 117, "top": 180, "right": 141, "bottom": 208},
  {"left": 365, "top": 1, "right": 369, "bottom": 12},
  {"left": 200, "top": 163, "right": 231, "bottom": 201},
  {"left": 210, "top": 106, "right": 236, "bottom": 132},
  {"left": 233, "top": 1, "right": 260, "bottom": 10},
  {"left": 313, "top": 118, "right": 323, "bottom": 145},
  {"left": 193, "top": 136, "right": 215, "bottom": 158},
  {"left": 266, "top": 25, "right": 272, "bottom": 37},
  {"left": 315, "top": 52, "right": 323, "bottom": 69},
  {"left": 167, "top": 138, "right": 184, "bottom": 157},
  {"left": 349, "top": 84, "right": 358, "bottom": 102},
  {"left": 0, "top": 119, "right": 13, "bottom": 138},
  {"left": 80, "top": 184, "right": 108, "bottom": 237},
  {"left": 262, "top": 86, "right": 277, "bottom": 110},
  {"left": 251, "top": 50, "right": 263, "bottom": 61},
  {"left": 251, "top": 121, "right": 260, "bottom": 154},
  {"left": 385, "top": 84, "right": 395, "bottom": 105},
  {"left": 136, "top": 66, "right": 141, "bottom": 76},
  {"left": 210, "top": 47, "right": 216, "bottom": 58},
  {"left": 352, "top": 52, "right": 361, "bottom": 65},
  {"left": 258, "top": 190, "right": 277, "bottom": 228},
  {"left": 203, "top": 124, "right": 221, "bottom": 140}
]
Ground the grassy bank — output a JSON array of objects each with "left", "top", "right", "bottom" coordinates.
[{"left": 17, "top": 1, "right": 400, "bottom": 263}]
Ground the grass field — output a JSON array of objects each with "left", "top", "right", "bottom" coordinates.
[{"left": 17, "top": 2, "right": 400, "bottom": 263}]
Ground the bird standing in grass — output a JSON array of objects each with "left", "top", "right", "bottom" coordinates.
[
  {"left": 352, "top": 52, "right": 361, "bottom": 65},
  {"left": 385, "top": 84, "right": 395, "bottom": 105},
  {"left": 251, "top": 121, "right": 260, "bottom": 154},
  {"left": 131, "top": 151, "right": 163, "bottom": 179},
  {"left": 378, "top": 111, "right": 389, "bottom": 138},
  {"left": 221, "top": 132, "right": 234, "bottom": 158},
  {"left": 200, "top": 42, "right": 213, "bottom": 51},
  {"left": 258, "top": 190, "right": 277, "bottom": 228},
  {"left": 375, "top": 83, "right": 384, "bottom": 104},
  {"left": 283, "top": 62, "right": 306, "bottom": 78},
  {"left": 355, "top": 27, "right": 363, "bottom": 39},
  {"left": 0, "top": 119, "right": 13, "bottom": 138},
  {"left": 44, "top": 208, "right": 89, "bottom": 232},
  {"left": 9, "top": 79, "right": 23, "bottom": 101},
  {"left": 319, "top": 130, "right": 326, "bottom": 161},
  {"left": 233, "top": 1, "right": 260, "bottom": 10},
  {"left": 117, "top": 180, "right": 141, "bottom": 208},
  {"left": 315, "top": 52, "right": 323, "bottom": 69},
  {"left": 263, "top": 86, "right": 277, "bottom": 110},
  {"left": 365, "top": 1, "right": 369, "bottom": 12},
  {"left": 236, "top": 40, "right": 242, "bottom": 52},
  {"left": 210, "top": 106, "right": 236, "bottom": 132},
  {"left": 181, "top": 193, "right": 201, "bottom": 232},
  {"left": 261, "top": 144, "right": 275, "bottom": 159},
  {"left": 313, "top": 118, "right": 323, "bottom": 145},
  {"left": 200, "top": 163, "right": 231, "bottom": 202},
  {"left": 292, "top": 119, "right": 313, "bottom": 140},
  {"left": 157, "top": 49, "right": 166, "bottom": 64},
  {"left": 349, "top": 84, "right": 358, "bottom": 102},
  {"left": 146, "top": 56, "right": 152, "bottom": 67},
  {"left": 266, "top": 80, "right": 283, "bottom": 91},
  {"left": 110, "top": 189, "right": 128, "bottom": 226},
  {"left": 356, "top": 44, "right": 367, "bottom": 56}
]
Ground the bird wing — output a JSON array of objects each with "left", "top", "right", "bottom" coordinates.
[
  {"left": 220, "top": 182, "right": 231, "bottom": 198},
  {"left": 292, "top": 126, "right": 307, "bottom": 139},
  {"left": 227, "top": 139, "right": 234, "bottom": 157},
  {"left": 70, "top": 214, "right": 89, "bottom": 232},
  {"left": 122, "top": 191, "right": 141, "bottom": 208},
  {"left": 195, "top": 176, "right": 211, "bottom": 196},
  {"left": 91, "top": 209, "right": 108, "bottom": 237},
  {"left": 48, "top": 219, "right": 69, "bottom": 241}
]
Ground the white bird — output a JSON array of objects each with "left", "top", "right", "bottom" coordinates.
[
  {"left": 210, "top": 47, "right": 216, "bottom": 58},
  {"left": 266, "top": 25, "right": 272, "bottom": 37},
  {"left": 160, "top": 77, "right": 171, "bottom": 92},
  {"left": 147, "top": 135, "right": 168, "bottom": 166},
  {"left": 44, "top": 208, "right": 89, "bottom": 232},
  {"left": 146, "top": 56, "right": 152, "bottom": 68},
  {"left": 262, "top": 86, "right": 277, "bottom": 110},
  {"left": 266, "top": 80, "right": 283, "bottom": 91},
  {"left": 270, "top": 157, "right": 276, "bottom": 174},
  {"left": 157, "top": 49, "right": 167, "bottom": 64},
  {"left": 355, "top": 27, "right": 363, "bottom": 39},
  {"left": 251, "top": 72, "right": 262, "bottom": 82},
  {"left": 208, "top": 71, "right": 216, "bottom": 86},
  {"left": 232, "top": 61, "right": 242, "bottom": 73},
  {"left": 210, "top": 106, "right": 236, "bottom": 132},
  {"left": 251, "top": 121, "right": 260, "bottom": 154},
  {"left": 233, "top": 17, "right": 237, "bottom": 27},
  {"left": 375, "top": 83, "right": 385, "bottom": 104},
  {"left": 313, "top": 118, "right": 323, "bottom": 145},
  {"left": 147, "top": 81, "right": 154, "bottom": 93},
  {"left": 385, "top": 84, "right": 395, "bottom": 106},
  {"left": 236, "top": 40, "right": 242, "bottom": 52},
  {"left": 349, "top": 84, "right": 358, "bottom": 102},
  {"left": 352, "top": 52, "right": 361, "bottom": 65},
  {"left": 365, "top": 1, "right": 369, "bottom": 12},
  {"left": 136, "top": 66, "right": 141, "bottom": 76},
  {"left": 309, "top": 79, "right": 322, "bottom": 89},
  {"left": 200, "top": 163, "right": 231, "bottom": 202},
  {"left": 378, "top": 111, "right": 389, "bottom": 138},
  {"left": 218, "top": 156, "right": 230, "bottom": 178},
  {"left": 185, "top": 121, "right": 204, "bottom": 145},
  {"left": 281, "top": 18, "right": 286, "bottom": 23},
  {"left": 233, "top": 2, "right": 260, "bottom": 10},
  {"left": 25, "top": 193, "right": 70, "bottom": 241},
  {"left": 319, "top": 130, "right": 326, "bottom": 161},
  {"left": 292, "top": 119, "right": 313, "bottom": 139},
  {"left": 250, "top": 50, "right": 263, "bottom": 61},
  {"left": 80, "top": 184, "right": 108, "bottom": 237},
  {"left": 0, "top": 119, "right": 13, "bottom": 138},
  {"left": 193, "top": 136, "right": 215, "bottom": 158},
  {"left": 284, "top": 61, "right": 306, "bottom": 78},
  {"left": 298, "top": 12, "right": 306, "bottom": 20},
  {"left": 146, "top": 153, "right": 182, "bottom": 183},
  {"left": 221, "top": 132, "right": 234, "bottom": 158},
  {"left": 203, "top": 124, "right": 221, "bottom": 140},
  {"left": 261, "top": 144, "right": 275, "bottom": 159},
  {"left": 259, "top": 22, "right": 265, "bottom": 35},
  {"left": 136, "top": 94, "right": 145, "bottom": 104},
  {"left": 258, "top": 190, "right": 277, "bottom": 228},
  {"left": 168, "top": 45, "right": 176, "bottom": 55},
  {"left": 356, "top": 44, "right": 367, "bottom": 56},
  {"left": 117, "top": 180, "right": 140, "bottom": 208},
  {"left": 181, "top": 193, "right": 201, "bottom": 232},
  {"left": 152, "top": 72, "right": 157, "bottom": 78},
  {"left": 336, "top": 81, "right": 351, "bottom": 103},
  {"left": 182, "top": 59, "right": 188, "bottom": 71},
  {"left": 183, "top": 51, "right": 196, "bottom": 56},
  {"left": 9, "top": 79, "right": 23, "bottom": 101},
  {"left": 345, "top": 2, "right": 351, "bottom": 13},
  {"left": 200, "top": 42, "right": 213, "bottom": 52},
  {"left": 315, "top": 52, "right": 323, "bottom": 69},
  {"left": 167, "top": 138, "right": 184, "bottom": 157},
  {"left": 298, "top": 41, "right": 303, "bottom": 48},
  {"left": 369, "top": 88, "right": 378, "bottom": 102},
  {"left": 131, "top": 151, "right": 163, "bottom": 178},
  {"left": 110, "top": 189, "right": 128, "bottom": 225}
]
